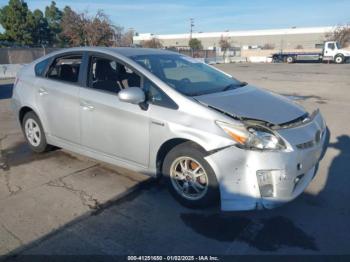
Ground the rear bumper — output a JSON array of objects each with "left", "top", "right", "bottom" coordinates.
[{"left": 205, "top": 114, "right": 328, "bottom": 211}]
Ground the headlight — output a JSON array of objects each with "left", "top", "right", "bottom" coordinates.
[{"left": 216, "top": 121, "right": 286, "bottom": 150}]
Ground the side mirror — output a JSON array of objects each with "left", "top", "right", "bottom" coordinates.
[{"left": 118, "top": 87, "right": 145, "bottom": 105}]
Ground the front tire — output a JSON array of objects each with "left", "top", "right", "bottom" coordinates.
[
  {"left": 22, "top": 112, "right": 52, "bottom": 153},
  {"left": 334, "top": 54, "right": 344, "bottom": 64},
  {"left": 162, "top": 142, "right": 220, "bottom": 208}
]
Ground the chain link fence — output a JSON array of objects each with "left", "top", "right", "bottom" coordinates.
[
  {"left": 0, "top": 47, "right": 245, "bottom": 65},
  {"left": 168, "top": 48, "right": 244, "bottom": 64}
]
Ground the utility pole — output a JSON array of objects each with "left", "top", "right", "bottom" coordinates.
[
  {"left": 190, "top": 18, "right": 194, "bottom": 39},
  {"left": 128, "top": 27, "right": 135, "bottom": 45}
]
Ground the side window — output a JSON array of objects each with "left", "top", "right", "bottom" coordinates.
[
  {"left": 89, "top": 56, "right": 141, "bottom": 94},
  {"left": 327, "top": 43, "right": 335, "bottom": 50},
  {"left": 144, "top": 79, "right": 178, "bottom": 109},
  {"left": 47, "top": 55, "right": 82, "bottom": 83},
  {"left": 35, "top": 58, "right": 50, "bottom": 77}
]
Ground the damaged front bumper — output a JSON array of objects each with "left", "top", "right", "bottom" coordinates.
[{"left": 205, "top": 110, "right": 328, "bottom": 211}]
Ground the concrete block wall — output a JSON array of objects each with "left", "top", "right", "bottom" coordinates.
[{"left": 0, "top": 64, "right": 24, "bottom": 79}]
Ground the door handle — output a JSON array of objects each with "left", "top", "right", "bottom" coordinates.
[
  {"left": 80, "top": 101, "right": 95, "bottom": 111},
  {"left": 38, "top": 88, "right": 48, "bottom": 96}
]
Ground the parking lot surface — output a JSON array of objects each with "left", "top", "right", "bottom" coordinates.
[
  {"left": 0, "top": 80, "right": 149, "bottom": 256},
  {"left": 1, "top": 63, "right": 350, "bottom": 257}
]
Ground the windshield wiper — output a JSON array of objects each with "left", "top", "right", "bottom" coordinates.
[
  {"left": 222, "top": 81, "right": 248, "bottom": 92},
  {"left": 186, "top": 81, "right": 248, "bottom": 97}
]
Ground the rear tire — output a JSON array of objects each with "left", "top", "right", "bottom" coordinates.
[
  {"left": 334, "top": 54, "right": 344, "bottom": 64},
  {"left": 272, "top": 55, "right": 279, "bottom": 63},
  {"left": 162, "top": 142, "right": 220, "bottom": 208},
  {"left": 22, "top": 112, "right": 52, "bottom": 153}
]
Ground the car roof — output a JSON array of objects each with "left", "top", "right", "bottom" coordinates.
[
  {"left": 112, "top": 47, "right": 179, "bottom": 57},
  {"left": 51, "top": 47, "right": 179, "bottom": 58}
]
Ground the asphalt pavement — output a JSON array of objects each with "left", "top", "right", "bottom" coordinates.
[{"left": 1, "top": 63, "right": 350, "bottom": 258}]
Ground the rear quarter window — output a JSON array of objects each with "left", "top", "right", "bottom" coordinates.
[{"left": 35, "top": 59, "right": 50, "bottom": 77}]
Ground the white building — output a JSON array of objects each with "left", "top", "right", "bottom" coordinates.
[{"left": 133, "top": 26, "right": 334, "bottom": 50}]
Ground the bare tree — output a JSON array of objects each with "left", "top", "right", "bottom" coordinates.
[
  {"left": 60, "top": 8, "right": 113, "bottom": 46},
  {"left": 83, "top": 10, "right": 114, "bottom": 46},
  {"left": 262, "top": 43, "right": 275, "bottom": 50},
  {"left": 140, "top": 38, "right": 163, "bottom": 48},
  {"left": 219, "top": 36, "right": 231, "bottom": 60},
  {"left": 120, "top": 29, "right": 134, "bottom": 47},
  {"left": 110, "top": 25, "right": 124, "bottom": 46},
  {"left": 60, "top": 6, "right": 84, "bottom": 46},
  {"left": 326, "top": 24, "right": 350, "bottom": 47}
]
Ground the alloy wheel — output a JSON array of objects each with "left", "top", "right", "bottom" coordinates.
[
  {"left": 170, "top": 156, "right": 209, "bottom": 201},
  {"left": 25, "top": 118, "right": 41, "bottom": 147}
]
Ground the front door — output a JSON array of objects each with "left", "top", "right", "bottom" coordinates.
[
  {"left": 79, "top": 54, "right": 150, "bottom": 167},
  {"left": 324, "top": 42, "right": 337, "bottom": 58}
]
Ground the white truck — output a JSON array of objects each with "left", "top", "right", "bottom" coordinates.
[{"left": 272, "top": 41, "right": 350, "bottom": 64}]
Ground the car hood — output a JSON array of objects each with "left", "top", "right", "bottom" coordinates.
[{"left": 194, "top": 85, "right": 306, "bottom": 125}]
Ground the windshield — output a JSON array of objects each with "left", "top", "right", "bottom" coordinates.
[
  {"left": 130, "top": 54, "right": 243, "bottom": 96},
  {"left": 336, "top": 42, "right": 341, "bottom": 49}
]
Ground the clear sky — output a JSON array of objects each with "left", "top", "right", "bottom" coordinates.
[{"left": 0, "top": 0, "right": 349, "bottom": 34}]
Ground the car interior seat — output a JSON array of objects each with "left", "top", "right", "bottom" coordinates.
[
  {"left": 117, "top": 64, "right": 141, "bottom": 88},
  {"left": 60, "top": 64, "right": 77, "bottom": 82},
  {"left": 93, "top": 59, "right": 120, "bottom": 93}
]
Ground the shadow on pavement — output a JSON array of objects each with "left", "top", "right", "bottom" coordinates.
[{"left": 180, "top": 213, "right": 318, "bottom": 251}]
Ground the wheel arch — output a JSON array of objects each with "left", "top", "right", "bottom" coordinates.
[
  {"left": 18, "top": 106, "right": 48, "bottom": 132},
  {"left": 155, "top": 138, "right": 207, "bottom": 176},
  {"left": 286, "top": 55, "right": 295, "bottom": 63},
  {"left": 19, "top": 106, "right": 36, "bottom": 124},
  {"left": 334, "top": 53, "right": 345, "bottom": 64}
]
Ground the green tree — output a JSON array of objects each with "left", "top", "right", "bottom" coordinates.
[
  {"left": 0, "top": 0, "right": 34, "bottom": 45},
  {"left": 32, "top": 9, "right": 51, "bottom": 46},
  {"left": 188, "top": 38, "right": 202, "bottom": 50},
  {"left": 0, "top": 33, "right": 7, "bottom": 47},
  {"left": 45, "top": 1, "right": 63, "bottom": 46}
]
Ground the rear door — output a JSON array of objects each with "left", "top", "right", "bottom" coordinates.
[
  {"left": 79, "top": 53, "right": 150, "bottom": 167},
  {"left": 35, "top": 53, "right": 83, "bottom": 144}
]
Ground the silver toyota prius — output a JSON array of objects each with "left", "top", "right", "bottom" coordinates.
[{"left": 11, "top": 47, "right": 328, "bottom": 211}]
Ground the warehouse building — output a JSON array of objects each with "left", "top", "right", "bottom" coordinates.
[{"left": 133, "top": 26, "right": 333, "bottom": 51}]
